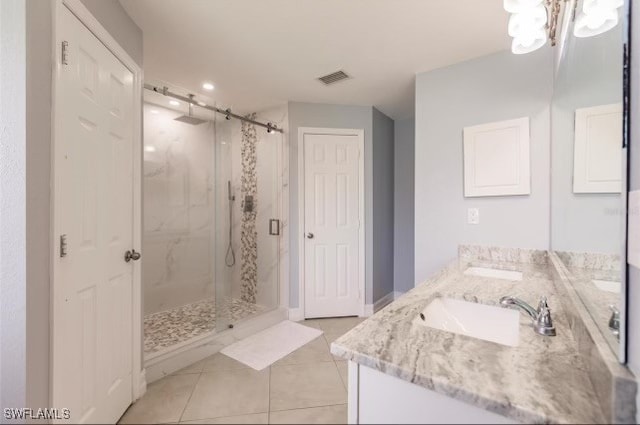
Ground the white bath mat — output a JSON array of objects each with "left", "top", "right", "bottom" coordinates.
[{"left": 220, "top": 320, "right": 323, "bottom": 370}]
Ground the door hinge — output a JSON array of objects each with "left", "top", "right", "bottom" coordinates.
[
  {"left": 60, "top": 234, "right": 68, "bottom": 258},
  {"left": 61, "top": 41, "right": 69, "bottom": 65}
]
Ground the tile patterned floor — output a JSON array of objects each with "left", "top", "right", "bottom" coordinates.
[
  {"left": 122, "top": 317, "right": 364, "bottom": 424},
  {"left": 144, "top": 298, "right": 266, "bottom": 354}
]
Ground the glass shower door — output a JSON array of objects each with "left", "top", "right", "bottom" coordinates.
[{"left": 214, "top": 113, "right": 281, "bottom": 332}]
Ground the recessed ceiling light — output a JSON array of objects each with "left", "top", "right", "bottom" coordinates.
[
  {"left": 145, "top": 146, "right": 157, "bottom": 153},
  {"left": 150, "top": 109, "right": 159, "bottom": 114},
  {"left": 202, "top": 82, "right": 215, "bottom": 91},
  {"left": 169, "top": 100, "right": 180, "bottom": 106}
]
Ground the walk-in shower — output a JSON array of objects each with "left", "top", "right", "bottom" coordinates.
[{"left": 141, "top": 86, "right": 284, "bottom": 358}]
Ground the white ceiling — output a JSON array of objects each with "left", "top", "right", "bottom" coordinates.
[{"left": 120, "top": 0, "right": 510, "bottom": 120}]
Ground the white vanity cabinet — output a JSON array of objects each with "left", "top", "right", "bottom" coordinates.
[{"left": 347, "top": 361, "right": 516, "bottom": 424}]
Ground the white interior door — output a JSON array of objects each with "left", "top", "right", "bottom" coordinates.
[
  {"left": 303, "top": 131, "right": 362, "bottom": 318},
  {"left": 53, "top": 6, "right": 135, "bottom": 423}
]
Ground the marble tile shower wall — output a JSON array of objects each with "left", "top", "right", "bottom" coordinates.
[
  {"left": 226, "top": 105, "right": 288, "bottom": 310},
  {"left": 143, "top": 103, "right": 216, "bottom": 315},
  {"left": 240, "top": 114, "right": 259, "bottom": 303}
]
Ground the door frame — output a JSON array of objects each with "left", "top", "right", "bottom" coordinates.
[
  {"left": 297, "top": 127, "right": 365, "bottom": 319},
  {"left": 50, "top": 0, "right": 146, "bottom": 406}
]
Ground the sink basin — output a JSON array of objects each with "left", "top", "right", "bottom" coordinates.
[
  {"left": 464, "top": 267, "right": 523, "bottom": 282},
  {"left": 415, "top": 297, "right": 520, "bottom": 346},
  {"left": 592, "top": 279, "right": 621, "bottom": 293}
]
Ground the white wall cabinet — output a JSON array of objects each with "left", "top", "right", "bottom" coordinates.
[
  {"left": 463, "top": 117, "right": 531, "bottom": 197},
  {"left": 348, "top": 361, "right": 516, "bottom": 424},
  {"left": 573, "top": 103, "right": 622, "bottom": 194}
]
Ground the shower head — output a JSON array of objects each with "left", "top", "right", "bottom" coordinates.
[
  {"left": 174, "top": 94, "right": 207, "bottom": 125},
  {"left": 174, "top": 115, "right": 207, "bottom": 125}
]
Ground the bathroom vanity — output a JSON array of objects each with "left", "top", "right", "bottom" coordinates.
[{"left": 331, "top": 246, "right": 636, "bottom": 424}]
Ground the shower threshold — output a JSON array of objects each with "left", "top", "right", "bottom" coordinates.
[{"left": 144, "top": 298, "right": 266, "bottom": 354}]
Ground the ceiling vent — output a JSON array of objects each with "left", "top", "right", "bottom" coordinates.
[{"left": 317, "top": 70, "right": 351, "bottom": 85}]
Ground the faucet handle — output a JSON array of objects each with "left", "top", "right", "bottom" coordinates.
[
  {"left": 609, "top": 305, "right": 620, "bottom": 338},
  {"left": 535, "top": 297, "right": 557, "bottom": 336},
  {"left": 537, "top": 296, "right": 550, "bottom": 312}
]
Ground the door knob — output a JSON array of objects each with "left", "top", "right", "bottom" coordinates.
[
  {"left": 306, "top": 232, "right": 314, "bottom": 239},
  {"left": 124, "top": 249, "right": 141, "bottom": 262}
]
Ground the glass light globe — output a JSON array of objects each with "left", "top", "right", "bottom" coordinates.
[
  {"left": 512, "top": 29, "right": 547, "bottom": 54},
  {"left": 574, "top": 6, "right": 619, "bottom": 37},
  {"left": 508, "top": 6, "right": 546, "bottom": 38}
]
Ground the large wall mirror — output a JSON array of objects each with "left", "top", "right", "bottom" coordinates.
[{"left": 551, "top": 0, "right": 628, "bottom": 361}]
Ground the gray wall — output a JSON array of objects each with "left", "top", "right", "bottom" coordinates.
[
  {"left": 551, "top": 25, "right": 623, "bottom": 254},
  {"left": 1, "top": 0, "right": 28, "bottom": 412},
  {"left": 288, "top": 102, "right": 374, "bottom": 307},
  {"left": 372, "top": 108, "right": 395, "bottom": 302},
  {"left": 394, "top": 117, "right": 415, "bottom": 294},
  {"left": 628, "top": 0, "right": 640, "bottom": 419},
  {"left": 25, "top": 0, "right": 52, "bottom": 412},
  {"left": 414, "top": 49, "right": 553, "bottom": 282},
  {"left": 81, "top": 0, "right": 143, "bottom": 66}
]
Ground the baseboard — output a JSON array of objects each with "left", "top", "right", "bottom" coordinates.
[
  {"left": 144, "top": 308, "right": 288, "bottom": 383},
  {"left": 364, "top": 291, "right": 403, "bottom": 317},
  {"left": 297, "top": 291, "right": 405, "bottom": 320},
  {"left": 288, "top": 307, "right": 304, "bottom": 322}
]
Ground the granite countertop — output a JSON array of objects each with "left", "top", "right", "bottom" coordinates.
[{"left": 330, "top": 256, "right": 606, "bottom": 424}]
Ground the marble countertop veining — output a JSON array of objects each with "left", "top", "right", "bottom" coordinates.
[{"left": 330, "top": 258, "right": 606, "bottom": 424}]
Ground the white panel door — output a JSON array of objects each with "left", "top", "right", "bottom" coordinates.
[
  {"left": 303, "top": 133, "right": 361, "bottom": 318},
  {"left": 53, "top": 7, "right": 134, "bottom": 424}
]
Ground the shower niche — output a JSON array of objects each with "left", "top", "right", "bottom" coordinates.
[{"left": 141, "top": 96, "right": 284, "bottom": 359}]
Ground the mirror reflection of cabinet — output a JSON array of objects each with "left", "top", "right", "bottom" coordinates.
[{"left": 573, "top": 103, "right": 622, "bottom": 194}]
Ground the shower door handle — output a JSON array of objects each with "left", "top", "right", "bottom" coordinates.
[{"left": 269, "top": 219, "right": 280, "bottom": 236}]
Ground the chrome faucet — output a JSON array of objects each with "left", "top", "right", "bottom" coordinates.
[
  {"left": 609, "top": 305, "right": 620, "bottom": 339},
  {"left": 500, "top": 296, "right": 556, "bottom": 336}
]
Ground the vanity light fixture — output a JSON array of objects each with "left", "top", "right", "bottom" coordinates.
[
  {"left": 505, "top": 0, "right": 622, "bottom": 54},
  {"left": 573, "top": 0, "right": 623, "bottom": 37},
  {"left": 504, "top": 0, "right": 568, "bottom": 54},
  {"left": 202, "top": 82, "right": 215, "bottom": 91}
]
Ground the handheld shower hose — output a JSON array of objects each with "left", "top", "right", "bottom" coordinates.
[{"left": 225, "top": 180, "right": 236, "bottom": 267}]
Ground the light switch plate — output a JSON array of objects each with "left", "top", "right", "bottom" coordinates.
[
  {"left": 628, "top": 190, "right": 640, "bottom": 268},
  {"left": 467, "top": 208, "right": 480, "bottom": 225}
]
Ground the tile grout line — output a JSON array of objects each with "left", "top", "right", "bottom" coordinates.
[
  {"left": 269, "top": 402, "right": 349, "bottom": 414},
  {"left": 177, "top": 370, "right": 203, "bottom": 423}
]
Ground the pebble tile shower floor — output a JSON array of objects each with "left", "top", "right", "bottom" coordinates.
[
  {"left": 122, "top": 317, "right": 364, "bottom": 424},
  {"left": 144, "top": 298, "right": 266, "bottom": 353}
]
